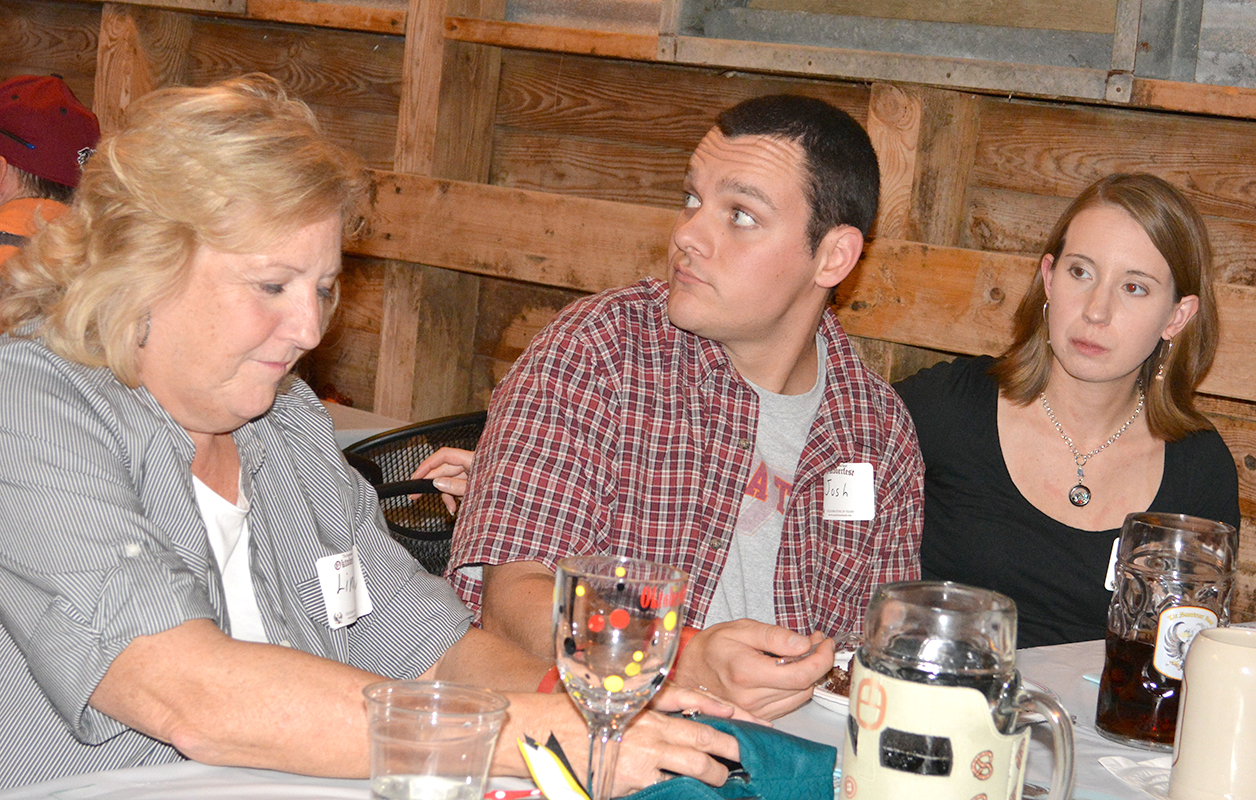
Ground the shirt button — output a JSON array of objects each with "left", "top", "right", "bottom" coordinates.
[
  {"left": 279, "top": 640, "right": 293, "bottom": 648},
  {"left": 738, "top": 439, "right": 751, "bottom": 450},
  {"left": 710, "top": 538, "right": 726, "bottom": 551},
  {"left": 123, "top": 543, "right": 142, "bottom": 558}
]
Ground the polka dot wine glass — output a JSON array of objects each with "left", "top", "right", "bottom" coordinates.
[{"left": 553, "top": 556, "right": 688, "bottom": 800}]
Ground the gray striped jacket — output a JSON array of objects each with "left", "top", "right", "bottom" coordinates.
[{"left": 0, "top": 335, "right": 472, "bottom": 787}]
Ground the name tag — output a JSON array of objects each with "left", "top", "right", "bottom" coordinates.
[
  {"left": 1104, "top": 537, "right": 1119, "bottom": 591},
  {"left": 315, "top": 545, "right": 374, "bottom": 630},
  {"left": 823, "top": 463, "right": 876, "bottom": 521}
]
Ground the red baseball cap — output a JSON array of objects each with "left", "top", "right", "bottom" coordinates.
[{"left": 0, "top": 74, "right": 100, "bottom": 188}]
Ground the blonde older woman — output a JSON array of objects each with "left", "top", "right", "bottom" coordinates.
[{"left": 0, "top": 75, "right": 737, "bottom": 788}]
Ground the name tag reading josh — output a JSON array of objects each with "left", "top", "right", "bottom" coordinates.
[
  {"left": 315, "top": 545, "right": 374, "bottom": 630},
  {"left": 823, "top": 463, "right": 875, "bottom": 521}
]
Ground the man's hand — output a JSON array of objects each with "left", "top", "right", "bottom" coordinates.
[
  {"left": 411, "top": 446, "right": 474, "bottom": 514},
  {"left": 672, "top": 620, "right": 834, "bottom": 720}
]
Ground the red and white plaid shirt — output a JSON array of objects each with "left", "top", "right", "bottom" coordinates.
[{"left": 449, "top": 278, "right": 923, "bottom": 637}]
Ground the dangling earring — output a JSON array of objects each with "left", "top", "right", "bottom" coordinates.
[
  {"left": 1156, "top": 339, "right": 1173, "bottom": 381},
  {"left": 1042, "top": 301, "right": 1051, "bottom": 347},
  {"left": 138, "top": 312, "right": 151, "bottom": 348}
]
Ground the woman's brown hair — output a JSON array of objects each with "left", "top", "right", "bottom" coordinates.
[{"left": 992, "top": 173, "right": 1217, "bottom": 440}]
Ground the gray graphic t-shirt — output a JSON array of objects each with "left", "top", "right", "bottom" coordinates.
[{"left": 703, "top": 335, "right": 826, "bottom": 627}]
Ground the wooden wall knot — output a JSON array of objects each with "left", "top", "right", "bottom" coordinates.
[
  {"left": 870, "top": 84, "right": 913, "bottom": 127},
  {"left": 1244, "top": 455, "right": 1256, "bottom": 471}
]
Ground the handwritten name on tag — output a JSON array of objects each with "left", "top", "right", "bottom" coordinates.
[
  {"left": 823, "top": 463, "right": 875, "bottom": 521},
  {"left": 315, "top": 545, "right": 374, "bottom": 630}
]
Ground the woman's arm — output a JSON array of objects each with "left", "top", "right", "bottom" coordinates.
[
  {"left": 89, "top": 618, "right": 380, "bottom": 776},
  {"left": 91, "top": 619, "right": 739, "bottom": 793}
]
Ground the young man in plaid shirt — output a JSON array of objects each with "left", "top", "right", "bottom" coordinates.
[{"left": 423, "top": 95, "right": 924, "bottom": 720}]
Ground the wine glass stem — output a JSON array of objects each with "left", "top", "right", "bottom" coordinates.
[{"left": 587, "top": 723, "right": 623, "bottom": 800}]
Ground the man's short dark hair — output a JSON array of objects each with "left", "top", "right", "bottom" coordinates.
[
  {"left": 716, "top": 94, "right": 880, "bottom": 252},
  {"left": 15, "top": 165, "right": 74, "bottom": 204}
]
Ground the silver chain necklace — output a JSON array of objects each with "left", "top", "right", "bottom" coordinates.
[{"left": 1040, "top": 388, "right": 1145, "bottom": 507}]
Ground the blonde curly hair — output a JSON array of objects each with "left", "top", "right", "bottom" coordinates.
[{"left": 0, "top": 73, "right": 369, "bottom": 387}]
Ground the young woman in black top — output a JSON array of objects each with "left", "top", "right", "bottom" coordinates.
[{"left": 896, "top": 173, "right": 1239, "bottom": 648}]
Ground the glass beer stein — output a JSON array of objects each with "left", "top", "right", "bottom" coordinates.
[
  {"left": 841, "top": 581, "right": 1074, "bottom": 800},
  {"left": 1096, "top": 512, "right": 1238, "bottom": 750}
]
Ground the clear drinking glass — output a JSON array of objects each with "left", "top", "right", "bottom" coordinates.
[
  {"left": 1096, "top": 512, "right": 1238, "bottom": 750},
  {"left": 363, "top": 681, "right": 509, "bottom": 800},
  {"left": 553, "top": 556, "right": 688, "bottom": 800}
]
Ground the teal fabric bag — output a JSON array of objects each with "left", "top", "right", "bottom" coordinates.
[{"left": 622, "top": 716, "right": 837, "bottom": 800}]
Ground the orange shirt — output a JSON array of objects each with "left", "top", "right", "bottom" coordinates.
[{"left": 0, "top": 197, "right": 68, "bottom": 268}]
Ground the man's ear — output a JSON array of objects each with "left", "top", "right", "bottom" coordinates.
[{"left": 814, "top": 225, "right": 864, "bottom": 290}]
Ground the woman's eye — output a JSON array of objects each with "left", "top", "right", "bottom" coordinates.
[
  {"left": 732, "top": 209, "right": 756, "bottom": 227},
  {"left": 682, "top": 192, "right": 700, "bottom": 209},
  {"left": 1067, "top": 264, "right": 1090, "bottom": 280},
  {"left": 1123, "top": 282, "right": 1148, "bottom": 296}
]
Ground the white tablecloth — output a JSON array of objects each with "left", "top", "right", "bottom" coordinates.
[
  {"left": 324, "top": 402, "right": 411, "bottom": 449},
  {"left": 0, "top": 640, "right": 1160, "bottom": 800}
]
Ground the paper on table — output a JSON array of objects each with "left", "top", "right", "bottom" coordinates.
[{"left": 1098, "top": 755, "right": 1172, "bottom": 800}]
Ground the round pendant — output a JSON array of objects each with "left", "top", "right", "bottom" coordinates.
[{"left": 1069, "top": 484, "right": 1092, "bottom": 507}]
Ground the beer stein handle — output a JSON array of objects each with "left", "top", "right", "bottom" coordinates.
[{"left": 1016, "top": 688, "right": 1075, "bottom": 800}]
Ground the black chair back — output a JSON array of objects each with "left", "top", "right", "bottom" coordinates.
[{"left": 343, "top": 410, "right": 487, "bottom": 575}]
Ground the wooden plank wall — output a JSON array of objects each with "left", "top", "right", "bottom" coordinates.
[
  {"left": 3, "top": 0, "right": 1256, "bottom": 619},
  {"left": 473, "top": 52, "right": 1256, "bottom": 618}
]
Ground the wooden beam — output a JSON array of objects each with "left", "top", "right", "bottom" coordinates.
[
  {"left": 1132, "top": 77, "right": 1256, "bottom": 120},
  {"left": 405, "top": 265, "right": 480, "bottom": 419},
  {"left": 395, "top": 0, "right": 444, "bottom": 176},
  {"left": 907, "top": 87, "right": 981, "bottom": 247},
  {"left": 85, "top": 0, "right": 243, "bottom": 13},
  {"left": 359, "top": 173, "right": 1256, "bottom": 403},
  {"left": 94, "top": 3, "right": 191, "bottom": 135},
  {"left": 374, "top": 261, "right": 423, "bottom": 419},
  {"left": 834, "top": 240, "right": 1032, "bottom": 358},
  {"left": 658, "top": 0, "right": 681, "bottom": 60},
  {"left": 380, "top": 0, "right": 503, "bottom": 420},
  {"left": 247, "top": 0, "right": 405, "bottom": 33},
  {"left": 378, "top": 0, "right": 447, "bottom": 420},
  {"left": 432, "top": 3, "right": 505, "bottom": 185},
  {"left": 866, "top": 82, "right": 922, "bottom": 240},
  {"left": 357, "top": 172, "right": 673, "bottom": 292},
  {"left": 445, "top": 17, "right": 657, "bottom": 60}
]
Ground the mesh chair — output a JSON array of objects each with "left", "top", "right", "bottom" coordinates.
[{"left": 343, "top": 410, "right": 487, "bottom": 575}]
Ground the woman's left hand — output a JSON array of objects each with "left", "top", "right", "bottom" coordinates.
[{"left": 650, "top": 683, "right": 766, "bottom": 725}]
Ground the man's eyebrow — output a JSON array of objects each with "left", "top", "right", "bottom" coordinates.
[{"left": 718, "top": 177, "right": 778, "bottom": 211}]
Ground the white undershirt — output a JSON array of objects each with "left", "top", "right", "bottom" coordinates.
[{"left": 192, "top": 475, "right": 268, "bottom": 643}]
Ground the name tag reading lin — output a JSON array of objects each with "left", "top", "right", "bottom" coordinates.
[
  {"left": 315, "top": 545, "right": 374, "bottom": 630},
  {"left": 823, "top": 462, "right": 875, "bottom": 521}
]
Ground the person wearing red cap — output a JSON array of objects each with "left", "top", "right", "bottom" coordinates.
[{"left": 0, "top": 74, "right": 100, "bottom": 267}]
